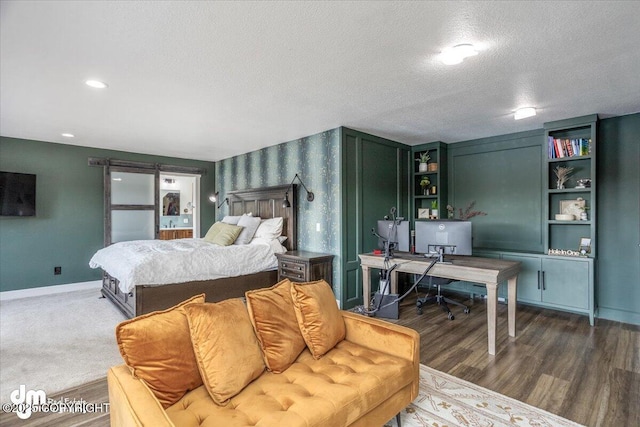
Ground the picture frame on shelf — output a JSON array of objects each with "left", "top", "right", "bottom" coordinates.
[
  {"left": 578, "top": 237, "right": 592, "bottom": 255},
  {"left": 560, "top": 198, "right": 585, "bottom": 218},
  {"left": 418, "top": 208, "right": 430, "bottom": 219}
]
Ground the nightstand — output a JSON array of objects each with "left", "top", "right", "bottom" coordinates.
[{"left": 275, "top": 251, "right": 334, "bottom": 285}]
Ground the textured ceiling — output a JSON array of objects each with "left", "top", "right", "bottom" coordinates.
[{"left": 1, "top": 1, "right": 639, "bottom": 162}]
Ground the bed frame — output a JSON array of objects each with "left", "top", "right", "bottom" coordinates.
[{"left": 101, "top": 184, "right": 297, "bottom": 318}]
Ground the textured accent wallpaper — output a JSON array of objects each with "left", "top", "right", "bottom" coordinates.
[{"left": 215, "top": 128, "right": 342, "bottom": 298}]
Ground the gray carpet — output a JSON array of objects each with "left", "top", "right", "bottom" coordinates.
[{"left": 0, "top": 287, "right": 125, "bottom": 402}]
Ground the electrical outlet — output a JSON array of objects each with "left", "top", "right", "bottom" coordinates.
[
  {"left": 183, "top": 218, "right": 188, "bottom": 224},
  {"left": 316, "top": 223, "right": 321, "bottom": 232},
  {"left": 54, "top": 266, "right": 61, "bottom": 275}
]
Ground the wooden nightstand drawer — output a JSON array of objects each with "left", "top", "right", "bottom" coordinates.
[
  {"left": 275, "top": 251, "right": 334, "bottom": 284},
  {"left": 279, "top": 259, "right": 307, "bottom": 280}
]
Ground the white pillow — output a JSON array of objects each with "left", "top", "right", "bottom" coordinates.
[
  {"left": 234, "top": 215, "right": 262, "bottom": 245},
  {"left": 221, "top": 215, "right": 241, "bottom": 225},
  {"left": 249, "top": 237, "right": 288, "bottom": 254},
  {"left": 221, "top": 212, "right": 253, "bottom": 226},
  {"left": 254, "top": 217, "right": 283, "bottom": 240}
]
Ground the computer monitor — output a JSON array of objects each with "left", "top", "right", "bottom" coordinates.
[
  {"left": 415, "top": 220, "right": 472, "bottom": 256},
  {"left": 377, "top": 220, "right": 410, "bottom": 253}
]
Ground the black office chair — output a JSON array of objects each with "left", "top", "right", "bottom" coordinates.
[{"left": 416, "top": 275, "right": 470, "bottom": 320}]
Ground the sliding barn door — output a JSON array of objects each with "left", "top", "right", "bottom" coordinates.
[{"left": 105, "top": 167, "right": 159, "bottom": 245}]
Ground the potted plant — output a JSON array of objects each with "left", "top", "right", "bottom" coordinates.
[
  {"left": 419, "top": 176, "right": 430, "bottom": 195},
  {"left": 430, "top": 200, "right": 439, "bottom": 219},
  {"left": 415, "top": 152, "right": 430, "bottom": 172}
]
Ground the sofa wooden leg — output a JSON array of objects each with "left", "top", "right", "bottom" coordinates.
[{"left": 396, "top": 412, "right": 402, "bottom": 427}]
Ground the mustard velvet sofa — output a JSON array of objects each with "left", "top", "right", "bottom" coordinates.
[{"left": 107, "top": 280, "right": 420, "bottom": 427}]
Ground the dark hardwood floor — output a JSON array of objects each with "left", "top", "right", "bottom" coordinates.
[
  {"left": 2, "top": 291, "right": 637, "bottom": 426},
  {"left": 392, "top": 291, "right": 640, "bottom": 427}
]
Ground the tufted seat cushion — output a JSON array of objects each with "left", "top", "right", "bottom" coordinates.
[{"left": 164, "top": 340, "right": 413, "bottom": 427}]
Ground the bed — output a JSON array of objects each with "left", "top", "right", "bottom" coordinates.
[{"left": 93, "top": 185, "right": 297, "bottom": 318}]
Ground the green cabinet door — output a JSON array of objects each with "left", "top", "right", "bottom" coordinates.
[
  {"left": 542, "top": 258, "right": 589, "bottom": 309},
  {"left": 502, "top": 254, "right": 542, "bottom": 303}
]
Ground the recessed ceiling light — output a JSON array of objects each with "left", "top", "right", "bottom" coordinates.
[
  {"left": 440, "top": 44, "right": 478, "bottom": 65},
  {"left": 61, "top": 133, "right": 75, "bottom": 138},
  {"left": 514, "top": 107, "right": 537, "bottom": 120},
  {"left": 85, "top": 79, "right": 108, "bottom": 89}
]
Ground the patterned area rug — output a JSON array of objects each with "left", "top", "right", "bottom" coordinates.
[{"left": 388, "top": 364, "right": 585, "bottom": 427}]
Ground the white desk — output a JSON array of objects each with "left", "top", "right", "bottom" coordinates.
[{"left": 358, "top": 253, "right": 521, "bottom": 355}]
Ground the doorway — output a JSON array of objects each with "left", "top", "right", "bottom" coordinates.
[{"left": 159, "top": 174, "right": 200, "bottom": 239}]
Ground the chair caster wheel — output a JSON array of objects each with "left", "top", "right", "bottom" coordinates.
[
  {"left": 417, "top": 308, "right": 423, "bottom": 315},
  {"left": 448, "top": 313, "right": 455, "bottom": 320},
  {"left": 464, "top": 308, "right": 470, "bottom": 314}
]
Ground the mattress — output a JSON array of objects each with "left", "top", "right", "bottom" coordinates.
[{"left": 89, "top": 238, "right": 279, "bottom": 293}]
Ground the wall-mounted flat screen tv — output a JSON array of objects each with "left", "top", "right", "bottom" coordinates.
[{"left": 0, "top": 171, "right": 36, "bottom": 216}]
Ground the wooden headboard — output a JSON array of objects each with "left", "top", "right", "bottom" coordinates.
[{"left": 226, "top": 184, "right": 297, "bottom": 251}]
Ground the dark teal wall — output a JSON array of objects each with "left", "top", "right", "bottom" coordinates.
[
  {"left": 340, "top": 128, "right": 411, "bottom": 309},
  {"left": 446, "top": 113, "right": 640, "bottom": 324},
  {"left": 215, "top": 129, "right": 342, "bottom": 298},
  {"left": 447, "top": 130, "right": 544, "bottom": 252},
  {"left": 0, "top": 137, "right": 216, "bottom": 292},
  {"left": 597, "top": 113, "right": 640, "bottom": 324}
]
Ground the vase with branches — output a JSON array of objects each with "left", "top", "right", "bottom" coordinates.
[
  {"left": 446, "top": 201, "right": 487, "bottom": 220},
  {"left": 554, "top": 165, "right": 574, "bottom": 189}
]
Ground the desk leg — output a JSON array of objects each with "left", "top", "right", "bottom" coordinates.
[
  {"left": 486, "top": 282, "right": 498, "bottom": 356},
  {"left": 508, "top": 276, "right": 517, "bottom": 337},
  {"left": 362, "top": 266, "right": 371, "bottom": 310}
]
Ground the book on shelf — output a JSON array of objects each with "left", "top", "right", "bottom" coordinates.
[{"left": 548, "top": 137, "right": 591, "bottom": 159}]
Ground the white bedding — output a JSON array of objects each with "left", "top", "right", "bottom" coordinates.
[{"left": 89, "top": 238, "right": 279, "bottom": 293}]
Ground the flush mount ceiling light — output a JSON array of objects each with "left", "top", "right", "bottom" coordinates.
[
  {"left": 440, "top": 44, "right": 478, "bottom": 65},
  {"left": 514, "top": 107, "right": 537, "bottom": 120},
  {"left": 61, "top": 133, "right": 75, "bottom": 138},
  {"left": 85, "top": 79, "right": 108, "bottom": 89}
]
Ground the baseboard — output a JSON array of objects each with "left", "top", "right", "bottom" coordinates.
[
  {"left": 0, "top": 280, "right": 102, "bottom": 301},
  {"left": 597, "top": 307, "right": 640, "bottom": 326}
]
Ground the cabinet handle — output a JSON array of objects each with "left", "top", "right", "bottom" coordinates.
[
  {"left": 537, "top": 271, "right": 541, "bottom": 290},
  {"left": 542, "top": 271, "right": 546, "bottom": 291},
  {"left": 281, "top": 262, "right": 302, "bottom": 271},
  {"left": 280, "top": 270, "right": 304, "bottom": 280}
]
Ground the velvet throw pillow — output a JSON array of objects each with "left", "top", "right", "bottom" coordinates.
[
  {"left": 290, "top": 280, "right": 346, "bottom": 359},
  {"left": 115, "top": 294, "right": 205, "bottom": 408},
  {"left": 184, "top": 299, "right": 265, "bottom": 405},
  {"left": 203, "top": 221, "right": 243, "bottom": 246},
  {"left": 245, "top": 279, "right": 306, "bottom": 373}
]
